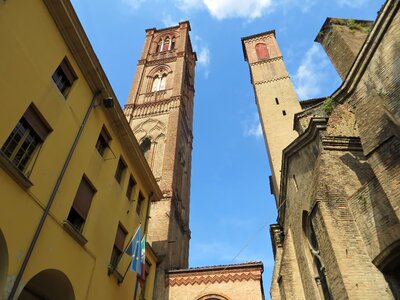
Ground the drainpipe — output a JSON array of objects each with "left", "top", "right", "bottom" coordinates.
[
  {"left": 144, "top": 192, "right": 153, "bottom": 234},
  {"left": 8, "top": 91, "right": 102, "bottom": 299}
]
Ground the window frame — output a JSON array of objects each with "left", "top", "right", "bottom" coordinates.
[
  {"left": 136, "top": 192, "right": 145, "bottom": 216},
  {"left": 66, "top": 175, "right": 96, "bottom": 233},
  {"left": 52, "top": 57, "right": 77, "bottom": 98},
  {"left": 110, "top": 223, "right": 127, "bottom": 269},
  {"left": 1, "top": 105, "right": 50, "bottom": 176},
  {"left": 115, "top": 157, "right": 127, "bottom": 184},
  {"left": 95, "top": 126, "right": 111, "bottom": 156},
  {"left": 126, "top": 176, "right": 136, "bottom": 201},
  {"left": 255, "top": 43, "right": 270, "bottom": 60}
]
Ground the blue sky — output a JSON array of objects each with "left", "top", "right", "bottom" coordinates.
[{"left": 70, "top": 0, "right": 383, "bottom": 297}]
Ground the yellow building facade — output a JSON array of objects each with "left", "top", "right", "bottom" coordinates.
[{"left": 0, "top": 0, "right": 161, "bottom": 299}]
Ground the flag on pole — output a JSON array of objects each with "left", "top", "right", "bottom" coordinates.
[
  {"left": 140, "top": 235, "right": 146, "bottom": 280},
  {"left": 125, "top": 226, "right": 142, "bottom": 274}
]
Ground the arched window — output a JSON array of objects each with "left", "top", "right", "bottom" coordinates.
[
  {"left": 170, "top": 37, "right": 176, "bottom": 50},
  {"left": 156, "top": 41, "right": 162, "bottom": 53},
  {"left": 303, "top": 211, "right": 331, "bottom": 300},
  {"left": 140, "top": 138, "right": 152, "bottom": 160},
  {"left": 255, "top": 43, "right": 269, "bottom": 59},
  {"left": 163, "top": 37, "right": 170, "bottom": 52},
  {"left": 151, "top": 75, "right": 161, "bottom": 92},
  {"left": 159, "top": 74, "right": 167, "bottom": 90},
  {"left": 151, "top": 73, "right": 167, "bottom": 92}
]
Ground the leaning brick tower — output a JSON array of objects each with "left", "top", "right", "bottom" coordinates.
[
  {"left": 241, "top": 31, "right": 301, "bottom": 203},
  {"left": 124, "top": 21, "right": 196, "bottom": 299}
]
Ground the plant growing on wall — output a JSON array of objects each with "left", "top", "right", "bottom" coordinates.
[{"left": 323, "top": 97, "right": 335, "bottom": 115}]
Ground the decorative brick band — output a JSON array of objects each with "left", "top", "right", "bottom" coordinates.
[
  {"left": 250, "top": 56, "right": 283, "bottom": 66},
  {"left": 254, "top": 75, "right": 290, "bottom": 85},
  {"left": 167, "top": 272, "right": 261, "bottom": 287},
  {"left": 145, "top": 56, "right": 177, "bottom": 66},
  {"left": 124, "top": 96, "right": 181, "bottom": 118}
]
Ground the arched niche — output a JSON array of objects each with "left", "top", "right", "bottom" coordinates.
[{"left": 18, "top": 269, "right": 75, "bottom": 300}]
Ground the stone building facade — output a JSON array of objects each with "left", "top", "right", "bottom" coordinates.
[
  {"left": 243, "top": 0, "right": 400, "bottom": 298},
  {"left": 123, "top": 21, "right": 197, "bottom": 299}
]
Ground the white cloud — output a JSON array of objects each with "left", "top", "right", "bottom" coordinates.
[
  {"left": 293, "top": 43, "right": 330, "bottom": 100},
  {"left": 337, "top": 0, "right": 368, "bottom": 8},
  {"left": 175, "top": 0, "right": 203, "bottom": 11},
  {"left": 243, "top": 114, "right": 263, "bottom": 139},
  {"left": 192, "top": 35, "right": 211, "bottom": 78},
  {"left": 121, "top": 0, "right": 146, "bottom": 10},
  {"left": 202, "top": 0, "right": 273, "bottom": 20},
  {"left": 197, "top": 47, "right": 210, "bottom": 67},
  {"left": 162, "top": 14, "right": 179, "bottom": 27}
]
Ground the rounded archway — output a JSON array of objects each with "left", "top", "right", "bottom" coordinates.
[
  {"left": 18, "top": 269, "right": 75, "bottom": 300},
  {"left": 0, "top": 230, "right": 8, "bottom": 297},
  {"left": 198, "top": 294, "right": 229, "bottom": 300}
]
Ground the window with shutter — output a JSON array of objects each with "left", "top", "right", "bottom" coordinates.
[
  {"left": 52, "top": 57, "right": 77, "bottom": 97},
  {"left": 115, "top": 158, "right": 127, "bottom": 184},
  {"left": 1, "top": 105, "right": 50, "bottom": 175},
  {"left": 110, "top": 224, "right": 127, "bottom": 268},
  {"left": 67, "top": 176, "right": 96, "bottom": 232}
]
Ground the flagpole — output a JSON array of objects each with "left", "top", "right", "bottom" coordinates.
[
  {"left": 115, "top": 224, "right": 140, "bottom": 274},
  {"left": 133, "top": 277, "right": 139, "bottom": 300},
  {"left": 116, "top": 224, "right": 142, "bottom": 268}
]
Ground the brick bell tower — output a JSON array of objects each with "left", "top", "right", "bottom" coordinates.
[
  {"left": 124, "top": 21, "right": 196, "bottom": 298},
  {"left": 241, "top": 31, "right": 301, "bottom": 204}
]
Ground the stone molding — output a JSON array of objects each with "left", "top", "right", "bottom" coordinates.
[{"left": 124, "top": 96, "right": 181, "bottom": 118}]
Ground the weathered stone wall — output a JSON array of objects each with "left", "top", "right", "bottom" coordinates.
[
  {"left": 316, "top": 19, "right": 373, "bottom": 80},
  {"left": 348, "top": 2, "right": 400, "bottom": 270}
]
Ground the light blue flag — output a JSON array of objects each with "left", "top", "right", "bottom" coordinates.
[{"left": 125, "top": 226, "right": 142, "bottom": 274}]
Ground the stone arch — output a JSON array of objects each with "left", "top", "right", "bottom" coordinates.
[
  {"left": 0, "top": 229, "right": 8, "bottom": 298},
  {"left": 373, "top": 240, "right": 400, "bottom": 297},
  {"left": 197, "top": 294, "right": 230, "bottom": 300},
  {"left": 134, "top": 119, "right": 166, "bottom": 174},
  {"left": 148, "top": 65, "right": 173, "bottom": 78},
  {"left": 18, "top": 269, "right": 75, "bottom": 300}
]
